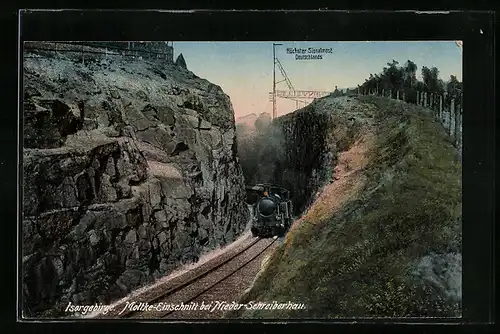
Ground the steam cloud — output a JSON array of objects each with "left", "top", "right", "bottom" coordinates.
[{"left": 235, "top": 113, "right": 287, "bottom": 187}]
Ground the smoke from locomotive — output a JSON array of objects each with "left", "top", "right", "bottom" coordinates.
[{"left": 246, "top": 184, "right": 293, "bottom": 238}]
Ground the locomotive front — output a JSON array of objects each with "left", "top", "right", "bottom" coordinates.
[{"left": 247, "top": 184, "right": 292, "bottom": 238}]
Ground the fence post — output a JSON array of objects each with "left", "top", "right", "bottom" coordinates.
[
  {"left": 382, "top": 89, "right": 385, "bottom": 97},
  {"left": 454, "top": 99, "right": 461, "bottom": 147},
  {"left": 449, "top": 99, "right": 455, "bottom": 136},
  {"left": 396, "top": 90, "right": 400, "bottom": 100},
  {"left": 388, "top": 89, "right": 392, "bottom": 99},
  {"left": 416, "top": 92, "right": 420, "bottom": 105},
  {"left": 439, "top": 95, "right": 443, "bottom": 122},
  {"left": 402, "top": 91, "right": 406, "bottom": 102},
  {"left": 430, "top": 93, "right": 434, "bottom": 110},
  {"left": 459, "top": 101, "right": 463, "bottom": 148}
]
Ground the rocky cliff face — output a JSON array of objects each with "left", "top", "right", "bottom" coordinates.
[
  {"left": 271, "top": 106, "right": 334, "bottom": 216},
  {"left": 22, "top": 45, "right": 249, "bottom": 317},
  {"left": 274, "top": 98, "right": 365, "bottom": 215},
  {"left": 237, "top": 98, "right": 360, "bottom": 216}
]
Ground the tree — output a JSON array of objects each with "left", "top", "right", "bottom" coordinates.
[
  {"left": 421, "top": 66, "right": 443, "bottom": 94},
  {"left": 359, "top": 58, "right": 460, "bottom": 107},
  {"left": 402, "top": 60, "right": 417, "bottom": 88},
  {"left": 446, "top": 75, "right": 462, "bottom": 98},
  {"left": 384, "top": 60, "right": 404, "bottom": 90}
]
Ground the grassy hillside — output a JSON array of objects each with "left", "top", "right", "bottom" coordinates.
[{"left": 227, "top": 96, "right": 462, "bottom": 319}]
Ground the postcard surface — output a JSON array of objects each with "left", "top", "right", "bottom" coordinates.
[{"left": 21, "top": 40, "right": 463, "bottom": 320}]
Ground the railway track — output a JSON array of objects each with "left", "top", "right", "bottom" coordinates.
[
  {"left": 159, "top": 237, "right": 276, "bottom": 319},
  {"left": 97, "top": 236, "right": 275, "bottom": 319},
  {"left": 120, "top": 237, "right": 276, "bottom": 319}
]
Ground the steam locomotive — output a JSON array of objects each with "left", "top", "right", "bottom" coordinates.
[{"left": 246, "top": 183, "right": 293, "bottom": 238}]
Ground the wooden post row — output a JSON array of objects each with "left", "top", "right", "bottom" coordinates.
[
  {"left": 454, "top": 100, "right": 461, "bottom": 147},
  {"left": 449, "top": 99, "right": 455, "bottom": 136},
  {"left": 439, "top": 95, "right": 443, "bottom": 121}
]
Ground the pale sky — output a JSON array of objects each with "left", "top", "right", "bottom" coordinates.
[{"left": 173, "top": 41, "right": 462, "bottom": 119}]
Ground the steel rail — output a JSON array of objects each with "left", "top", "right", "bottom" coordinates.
[
  {"left": 159, "top": 238, "right": 277, "bottom": 319},
  {"left": 117, "top": 237, "right": 263, "bottom": 318}
]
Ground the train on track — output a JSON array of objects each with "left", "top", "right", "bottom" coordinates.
[{"left": 245, "top": 183, "right": 293, "bottom": 238}]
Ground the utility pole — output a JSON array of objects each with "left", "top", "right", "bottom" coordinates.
[{"left": 273, "top": 43, "right": 283, "bottom": 119}]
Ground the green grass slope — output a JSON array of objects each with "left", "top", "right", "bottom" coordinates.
[{"left": 227, "top": 96, "right": 462, "bottom": 319}]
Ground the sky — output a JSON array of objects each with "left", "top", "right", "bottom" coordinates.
[{"left": 173, "top": 41, "right": 462, "bottom": 119}]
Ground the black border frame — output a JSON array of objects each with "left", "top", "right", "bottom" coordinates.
[{"left": 10, "top": 9, "right": 495, "bottom": 331}]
